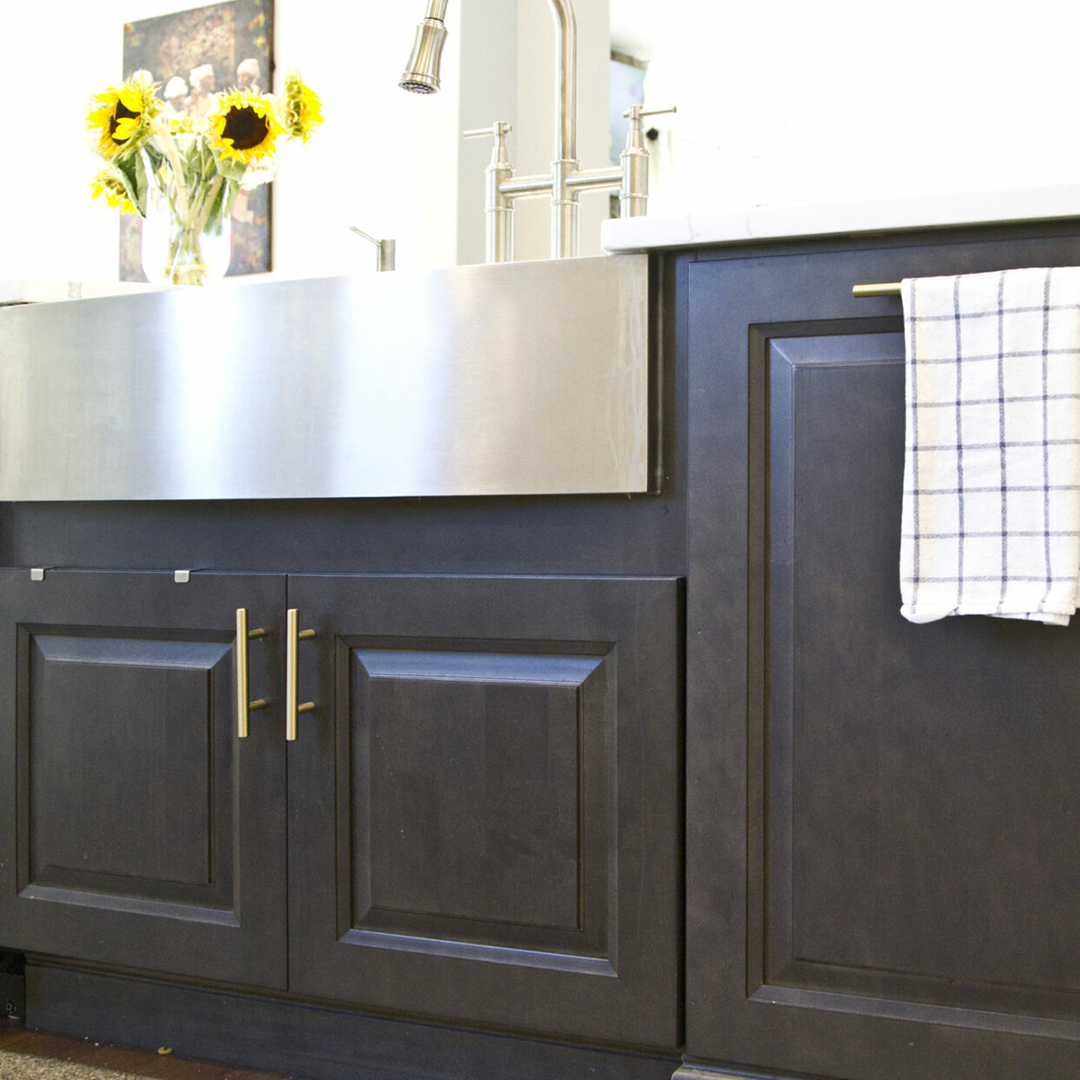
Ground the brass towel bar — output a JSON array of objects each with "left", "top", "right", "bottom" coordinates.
[{"left": 852, "top": 282, "right": 902, "bottom": 297}]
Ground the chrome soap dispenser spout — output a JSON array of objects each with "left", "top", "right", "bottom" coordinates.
[{"left": 349, "top": 226, "right": 396, "bottom": 272}]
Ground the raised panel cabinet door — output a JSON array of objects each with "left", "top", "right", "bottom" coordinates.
[
  {"left": 285, "top": 573, "right": 682, "bottom": 1049},
  {"left": 0, "top": 569, "right": 287, "bottom": 989},
  {"left": 685, "top": 230, "right": 1080, "bottom": 1080}
]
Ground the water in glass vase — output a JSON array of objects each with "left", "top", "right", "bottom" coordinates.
[{"left": 141, "top": 136, "right": 232, "bottom": 287}]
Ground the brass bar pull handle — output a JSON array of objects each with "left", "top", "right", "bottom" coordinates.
[
  {"left": 286, "top": 608, "right": 316, "bottom": 742},
  {"left": 236, "top": 609, "right": 268, "bottom": 739},
  {"left": 852, "top": 281, "right": 902, "bottom": 298}
]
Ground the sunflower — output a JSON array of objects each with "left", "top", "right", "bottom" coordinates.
[
  {"left": 87, "top": 74, "right": 161, "bottom": 158},
  {"left": 207, "top": 91, "right": 283, "bottom": 165},
  {"left": 90, "top": 166, "right": 137, "bottom": 214},
  {"left": 280, "top": 71, "right": 323, "bottom": 144},
  {"left": 166, "top": 114, "right": 198, "bottom": 136}
]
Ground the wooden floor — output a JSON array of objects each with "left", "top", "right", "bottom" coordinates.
[{"left": 0, "top": 1020, "right": 300, "bottom": 1080}]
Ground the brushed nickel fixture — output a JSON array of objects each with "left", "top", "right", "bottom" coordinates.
[
  {"left": 400, "top": 0, "right": 451, "bottom": 94},
  {"left": 0, "top": 257, "right": 650, "bottom": 501},
  {"left": 350, "top": 226, "right": 396, "bottom": 272},
  {"left": 401, "top": 0, "right": 673, "bottom": 262}
]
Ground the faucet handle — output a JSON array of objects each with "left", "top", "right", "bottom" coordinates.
[
  {"left": 463, "top": 121, "right": 514, "bottom": 173},
  {"left": 463, "top": 123, "right": 515, "bottom": 263},
  {"left": 618, "top": 107, "right": 676, "bottom": 221},
  {"left": 622, "top": 105, "right": 676, "bottom": 153},
  {"left": 623, "top": 105, "right": 677, "bottom": 124},
  {"left": 463, "top": 121, "right": 513, "bottom": 140}
]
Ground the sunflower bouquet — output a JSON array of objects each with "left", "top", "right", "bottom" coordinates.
[{"left": 88, "top": 70, "right": 322, "bottom": 285}]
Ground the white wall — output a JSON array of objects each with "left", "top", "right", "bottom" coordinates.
[
  {"left": 614, "top": 0, "right": 1080, "bottom": 214},
  {"left": 513, "top": 0, "right": 610, "bottom": 261},
  {"left": 0, "top": 0, "right": 464, "bottom": 282},
  {"left": 0, "top": 0, "right": 609, "bottom": 282},
  {"left": 458, "top": 0, "right": 519, "bottom": 267},
  {"left": 272, "top": 1, "right": 462, "bottom": 275},
  {"left": 6, "top": 0, "right": 1080, "bottom": 284}
]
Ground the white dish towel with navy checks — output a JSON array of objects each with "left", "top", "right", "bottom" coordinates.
[{"left": 901, "top": 267, "right": 1080, "bottom": 625}]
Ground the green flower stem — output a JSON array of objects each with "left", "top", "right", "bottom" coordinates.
[
  {"left": 165, "top": 224, "right": 211, "bottom": 287},
  {"left": 166, "top": 176, "right": 222, "bottom": 286},
  {"left": 151, "top": 126, "right": 191, "bottom": 221},
  {"left": 192, "top": 175, "right": 225, "bottom": 238},
  {"left": 146, "top": 130, "right": 231, "bottom": 286}
]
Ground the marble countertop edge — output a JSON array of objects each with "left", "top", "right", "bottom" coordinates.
[
  {"left": 600, "top": 183, "right": 1080, "bottom": 253},
  {"left": 8, "top": 184, "right": 1080, "bottom": 304}
]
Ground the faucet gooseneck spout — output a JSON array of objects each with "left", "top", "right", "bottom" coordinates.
[
  {"left": 401, "top": 0, "right": 653, "bottom": 262},
  {"left": 399, "top": 0, "right": 450, "bottom": 95},
  {"left": 401, "top": 0, "right": 577, "bottom": 170}
]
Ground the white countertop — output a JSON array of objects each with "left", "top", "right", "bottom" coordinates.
[
  {"left": 0, "top": 279, "right": 157, "bottom": 305},
  {"left": 0, "top": 274, "right": 275, "bottom": 305},
  {"left": 9, "top": 184, "right": 1080, "bottom": 304},
  {"left": 600, "top": 183, "right": 1080, "bottom": 253}
]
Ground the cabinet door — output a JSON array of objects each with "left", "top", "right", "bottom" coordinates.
[
  {"left": 0, "top": 569, "right": 287, "bottom": 989},
  {"left": 286, "top": 573, "right": 682, "bottom": 1048},
  {"left": 686, "top": 233, "right": 1080, "bottom": 1080}
]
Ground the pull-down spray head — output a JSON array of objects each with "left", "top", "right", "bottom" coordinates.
[{"left": 399, "top": 0, "right": 449, "bottom": 94}]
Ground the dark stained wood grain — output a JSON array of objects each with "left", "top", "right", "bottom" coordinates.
[
  {"left": 770, "top": 334, "right": 1080, "bottom": 1010},
  {"left": 353, "top": 648, "right": 592, "bottom": 934},
  {"left": 0, "top": 570, "right": 288, "bottom": 990},
  {"left": 686, "top": 225, "right": 1080, "bottom": 1080},
  {"left": 12, "top": 220, "right": 1080, "bottom": 1080},
  {"left": 285, "top": 572, "right": 682, "bottom": 1048},
  {"left": 29, "top": 634, "right": 222, "bottom": 896},
  {"left": 26, "top": 964, "right": 680, "bottom": 1080},
  {"left": 0, "top": 256, "right": 690, "bottom": 1079}
]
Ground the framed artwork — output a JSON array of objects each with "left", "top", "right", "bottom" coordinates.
[{"left": 119, "top": 0, "right": 273, "bottom": 281}]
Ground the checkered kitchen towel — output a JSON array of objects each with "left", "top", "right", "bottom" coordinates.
[{"left": 901, "top": 267, "right": 1080, "bottom": 625}]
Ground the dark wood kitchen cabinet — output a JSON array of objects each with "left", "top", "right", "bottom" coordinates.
[
  {"left": 0, "top": 569, "right": 287, "bottom": 989},
  {"left": 0, "top": 565, "right": 682, "bottom": 1050},
  {"left": 8, "top": 217, "right": 1080, "bottom": 1080},
  {"left": 682, "top": 226, "right": 1080, "bottom": 1080},
  {"left": 286, "top": 572, "right": 681, "bottom": 1045}
]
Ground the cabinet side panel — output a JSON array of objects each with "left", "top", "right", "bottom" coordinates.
[{"left": 686, "top": 228, "right": 1080, "bottom": 1080}]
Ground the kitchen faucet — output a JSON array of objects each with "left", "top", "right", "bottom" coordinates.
[{"left": 400, "top": 0, "right": 670, "bottom": 262}]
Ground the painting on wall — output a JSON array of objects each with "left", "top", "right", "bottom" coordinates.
[{"left": 119, "top": 0, "right": 273, "bottom": 281}]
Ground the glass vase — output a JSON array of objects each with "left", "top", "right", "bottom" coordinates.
[{"left": 141, "top": 139, "right": 232, "bottom": 287}]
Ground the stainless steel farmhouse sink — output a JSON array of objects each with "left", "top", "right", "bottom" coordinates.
[{"left": 0, "top": 255, "right": 652, "bottom": 501}]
